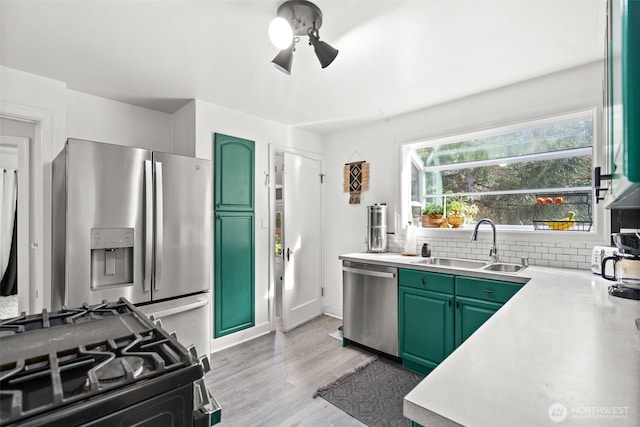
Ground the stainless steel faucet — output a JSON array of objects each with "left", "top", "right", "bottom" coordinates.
[{"left": 471, "top": 218, "right": 498, "bottom": 263}]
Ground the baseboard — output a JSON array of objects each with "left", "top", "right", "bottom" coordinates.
[
  {"left": 210, "top": 321, "right": 271, "bottom": 354},
  {"left": 322, "top": 305, "right": 342, "bottom": 319}
]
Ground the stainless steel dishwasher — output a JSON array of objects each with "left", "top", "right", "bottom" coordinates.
[{"left": 342, "top": 260, "right": 398, "bottom": 356}]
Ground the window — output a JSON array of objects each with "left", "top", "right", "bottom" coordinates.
[{"left": 404, "top": 111, "right": 595, "bottom": 230}]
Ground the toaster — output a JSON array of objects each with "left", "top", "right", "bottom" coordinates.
[{"left": 591, "top": 246, "right": 617, "bottom": 275}]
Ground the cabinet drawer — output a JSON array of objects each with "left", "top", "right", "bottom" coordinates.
[
  {"left": 455, "top": 277, "right": 522, "bottom": 304},
  {"left": 399, "top": 269, "right": 454, "bottom": 294}
]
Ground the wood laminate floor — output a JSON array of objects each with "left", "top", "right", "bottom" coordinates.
[{"left": 205, "top": 315, "right": 374, "bottom": 427}]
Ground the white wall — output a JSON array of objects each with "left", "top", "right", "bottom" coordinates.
[
  {"left": 323, "top": 61, "right": 606, "bottom": 318},
  {"left": 1, "top": 66, "right": 67, "bottom": 312},
  {"left": 0, "top": 66, "right": 181, "bottom": 312},
  {"left": 192, "top": 99, "right": 324, "bottom": 352},
  {"left": 171, "top": 100, "right": 196, "bottom": 157},
  {"left": 66, "top": 90, "right": 172, "bottom": 151}
]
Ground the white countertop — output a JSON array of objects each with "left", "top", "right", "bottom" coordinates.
[{"left": 339, "top": 253, "right": 640, "bottom": 426}]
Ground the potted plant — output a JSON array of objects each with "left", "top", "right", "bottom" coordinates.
[
  {"left": 422, "top": 203, "right": 445, "bottom": 228},
  {"left": 445, "top": 195, "right": 479, "bottom": 228}
]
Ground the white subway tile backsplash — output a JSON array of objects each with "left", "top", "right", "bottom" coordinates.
[
  {"left": 387, "top": 232, "right": 601, "bottom": 271},
  {"left": 518, "top": 240, "right": 541, "bottom": 246}
]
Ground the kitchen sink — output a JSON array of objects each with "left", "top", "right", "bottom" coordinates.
[
  {"left": 481, "top": 263, "right": 526, "bottom": 273},
  {"left": 412, "top": 257, "right": 487, "bottom": 269}
]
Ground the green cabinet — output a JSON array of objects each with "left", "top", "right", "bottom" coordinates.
[
  {"left": 399, "top": 286, "right": 454, "bottom": 375},
  {"left": 399, "top": 269, "right": 454, "bottom": 375},
  {"left": 398, "top": 268, "right": 523, "bottom": 374},
  {"left": 214, "top": 133, "right": 255, "bottom": 338},
  {"left": 214, "top": 212, "right": 255, "bottom": 337},
  {"left": 214, "top": 133, "right": 254, "bottom": 211},
  {"left": 453, "top": 276, "right": 521, "bottom": 347},
  {"left": 455, "top": 276, "right": 522, "bottom": 304},
  {"left": 606, "top": 0, "right": 640, "bottom": 207},
  {"left": 454, "top": 296, "right": 502, "bottom": 348},
  {"left": 397, "top": 269, "right": 455, "bottom": 293}
]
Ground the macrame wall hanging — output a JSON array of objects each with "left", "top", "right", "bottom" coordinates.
[{"left": 343, "top": 160, "right": 369, "bottom": 204}]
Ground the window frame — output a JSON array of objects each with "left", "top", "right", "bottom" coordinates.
[{"left": 399, "top": 108, "right": 610, "bottom": 244}]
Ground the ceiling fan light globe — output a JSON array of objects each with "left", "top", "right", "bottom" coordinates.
[{"left": 269, "top": 17, "right": 293, "bottom": 49}]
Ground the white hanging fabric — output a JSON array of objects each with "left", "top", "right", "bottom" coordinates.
[{"left": 0, "top": 169, "right": 17, "bottom": 279}]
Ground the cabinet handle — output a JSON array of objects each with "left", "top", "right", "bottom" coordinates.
[
  {"left": 421, "top": 277, "right": 426, "bottom": 286},
  {"left": 216, "top": 202, "right": 220, "bottom": 208},
  {"left": 483, "top": 289, "right": 494, "bottom": 294},
  {"left": 456, "top": 301, "right": 459, "bottom": 309},
  {"left": 448, "top": 300, "right": 451, "bottom": 307}
]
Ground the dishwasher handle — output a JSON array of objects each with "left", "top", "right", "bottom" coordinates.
[{"left": 342, "top": 266, "right": 396, "bottom": 279}]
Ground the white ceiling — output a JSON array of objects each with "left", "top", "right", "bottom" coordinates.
[{"left": 0, "top": 0, "right": 606, "bottom": 135}]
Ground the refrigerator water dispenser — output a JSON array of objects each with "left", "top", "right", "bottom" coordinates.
[{"left": 90, "top": 228, "right": 134, "bottom": 289}]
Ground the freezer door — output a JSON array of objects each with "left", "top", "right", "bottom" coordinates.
[
  {"left": 137, "top": 293, "right": 211, "bottom": 358},
  {"left": 152, "top": 152, "right": 212, "bottom": 300},
  {"left": 57, "top": 139, "right": 152, "bottom": 308}
]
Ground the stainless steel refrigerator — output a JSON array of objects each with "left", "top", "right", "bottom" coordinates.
[{"left": 52, "top": 138, "right": 212, "bottom": 356}]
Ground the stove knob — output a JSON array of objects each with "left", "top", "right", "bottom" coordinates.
[
  {"left": 154, "top": 319, "right": 163, "bottom": 328},
  {"left": 199, "top": 355, "right": 211, "bottom": 374},
  {"left": 170, "top": 331, "right": 177, "bottom": 339}
]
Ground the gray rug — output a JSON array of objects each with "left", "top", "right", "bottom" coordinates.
[{"left": 315, "top": 358, "right": 424, "bottom": 427}]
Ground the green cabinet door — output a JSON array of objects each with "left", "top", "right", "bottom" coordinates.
[
  {"left": 214, "top": 212, "right": 255, "bottom": 337},
  {"left": 214, "top": 133, "right": 254, "bottom": 211},
  {"left": 399, "top": 286, "right": 454, "bottom": 375},
  {"left": 454, "top": 296, "right": 502, "bottom": 348}
]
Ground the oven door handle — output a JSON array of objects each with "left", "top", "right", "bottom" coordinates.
[
  {"left": 146, "top": 297, "right": 208, "bottom": 319},
  {"left": 342, "top": 266, "right": 396, "bottom": 279}
]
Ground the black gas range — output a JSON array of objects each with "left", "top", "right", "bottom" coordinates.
[{"left": 0, "top": 298, "right": 220, "bottom": 426}]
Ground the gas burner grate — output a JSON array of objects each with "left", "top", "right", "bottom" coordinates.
[
  {"left": 0, "top": 298, "right": 200, "bottom": 425},
  {"left": 0, "top": 300, "right": 139, "bottom": 335}
]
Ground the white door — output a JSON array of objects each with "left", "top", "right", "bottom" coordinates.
[{"left": 282, "top": 152, "right": 322, "bottom": 332}]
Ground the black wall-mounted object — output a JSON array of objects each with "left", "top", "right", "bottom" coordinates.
[{"left": 593, "top": 166, "right": 613, "bottom": 204}]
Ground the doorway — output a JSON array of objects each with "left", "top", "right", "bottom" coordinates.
[
  {"left": 271, "top": 147, "right": 324, "bottom": 333},
  {"left": 0, "top": 118, "right": 34, "bottom": 318}
]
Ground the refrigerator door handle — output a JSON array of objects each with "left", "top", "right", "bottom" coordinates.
[
  {"left": 155, "top": 161, "right": 163, "bottom": 291},
  {"left": 145, "top": 297, "right": 208, "bottom": 319},
  {"left": 144, "top": 160, "right": 153, "bottom": 292}
]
